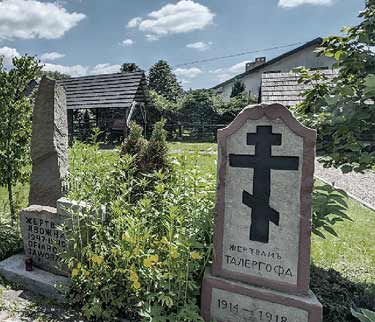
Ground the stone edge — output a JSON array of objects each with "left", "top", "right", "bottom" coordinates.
[
  {"left": 0, "top": 254, "right": 70, "bottom": 303},
  {"left": 211, "top": 103, "right": 317, "bottom": 295},
  {"left": 201, "top": 268, "right": 322, "bottom": 322},
  {"left": 315, "top": 175, "right": 375, "bottom": 213}
]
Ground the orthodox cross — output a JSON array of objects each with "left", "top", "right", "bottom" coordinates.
[{"left": 229, "top": 125, "right": 299, "bottom": 243}]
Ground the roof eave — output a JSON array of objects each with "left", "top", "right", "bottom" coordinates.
[{"left": 212, "top": 37, "right": 323, "bottom": 90}]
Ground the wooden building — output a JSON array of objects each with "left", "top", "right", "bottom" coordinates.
[
  {"left": 213, "top": 38, "right": 336, "bottom": 102},
  {"left": 57, "top": 71, "right": 150, "bottom": 142},
  {"left": 260, "top": 70, "right": 338, "bottom": 107}
]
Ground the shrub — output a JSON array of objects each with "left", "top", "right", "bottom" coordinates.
[
  {"left": 121, "top": 120, "right": 170, "bottom": 174},
  {"left": 65, "top": 129, "right": 215, "bottom": 321},
  {"left": 352, "top": 307, "right": 375, "bottom": 322},
  {"left": 312, "top": 181, "right": 351, "bottom": 239},
  {"left": 311, "top": 266, "right": 375, "bottom": 322},
  {"left": 0, "top": 219, "right": 22, "bottom": 261}
]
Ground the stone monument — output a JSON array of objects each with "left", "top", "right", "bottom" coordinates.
[
  {"left": 19, "top": 201, "right": 70, "bottom": 276},
  {"left": 0, "top": 77, "right": 72, "bottom": 301},
  {"left": 201, "top": 104, "right": 322, "bottom": 322},
  {"left": 29, "top": 76, "right": 68, "bottom": 208}
]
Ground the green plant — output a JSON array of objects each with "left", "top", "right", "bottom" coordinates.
[
  {"left": 121, "top": 120, "right": 170, "bottom": 174},
  {"left": 148, "top": 60, "right": 183, "bottom": 102},
  {"left": 0, "top": 55, "right": 42, "bottom": 223},
  {"left": 312, "top": 181, "right": 351, "bottom": 238},
  {"left": 0, "top": 218, "right": 22, "bottom": 261},
  {"left": 311, "top": 266, "right": 375, "bottom": 322},
  {"left": 230, "top": 78, "right": 246, "bottom": 98},
  {"left": 352, "top": 307, "right": 375, "bottom": 322},
  {"left": 64, "top": 130, "right": 215, "bottom": 321},
  {"left": 121, "top": 63, "right": 141, "bottom": 73},
  {"left": 293, "top": 0, "right": 375, "bottom": 172}
]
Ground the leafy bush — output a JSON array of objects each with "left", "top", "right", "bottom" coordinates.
[
  {"left": 121, "top": 120, "right": 170, "bottom": 174},
  {"left": 65, "top": 127, "right": 215, "bottom": 321},
  {"left": 293, "top": 0, "right": 375, "bottom": 172},
  {"left": 312, "top": 181, "right": 351, "bottom": 238},
  {"left": 352, "top": 307, "right": 375, "bottom": 322},
  {"left": 311, "top": 266, "right": 375, "bottom": 322},
  {"left": 0, "top": 219, "right": 22, "bottom": 261}
]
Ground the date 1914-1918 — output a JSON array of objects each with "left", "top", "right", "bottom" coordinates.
[{"left": 217, "top": 299, "right": 288, "bottom": 322}]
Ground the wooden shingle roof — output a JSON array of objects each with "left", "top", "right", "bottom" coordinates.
[
  {"left": 57, "top": 71, "right": 149, "bottom": 110},
  {"left": 261, "top": 70, "right": 338, "bottom": 107}
]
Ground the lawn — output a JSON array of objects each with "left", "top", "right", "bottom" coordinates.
[{"left": 0, "top": 142, "right": 374, "bottom": 321}]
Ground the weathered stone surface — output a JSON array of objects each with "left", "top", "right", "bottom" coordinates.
[
  {"left": 201, "top": 268, "right": 322, "bottom": 322},
  {"left": 29, "top": 76, "right": 68, "bottom": 208},
  {"left": 57, "top": 197, "right": 107, "bottom": 222},
  {"left": 212, "top": 104, "right": 316, "bottom": 295},
  {"left": 0, "top": 254, "right": 70, "bottom": 303},
  {"left": 20, "top": 205, "right": 70, "bottom": 276}
]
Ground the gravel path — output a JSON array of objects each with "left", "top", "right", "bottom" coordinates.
[{"left": 315, "top": 161, "right": 375, "bottom": 210}]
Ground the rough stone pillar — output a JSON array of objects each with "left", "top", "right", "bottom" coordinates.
[{"left": 29, "top": 77, "right": 68, "bottom": 207}]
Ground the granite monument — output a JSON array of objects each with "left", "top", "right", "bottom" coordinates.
[
  {"left": 29, "top": 76, "right": 68, "bottom": 208},
  {"left": 201, "top": 104, "right": 322, "bottom": 322}
]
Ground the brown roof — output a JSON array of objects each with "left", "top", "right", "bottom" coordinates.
[
  {"left": 260, "top": 70, "right": 338, "bottom": 107},
  {"left": 212, "top": 38, "right": 323, "bottom": 90},
  {"left": 57, "top": 71, "right": 150, "bottom": 110}
]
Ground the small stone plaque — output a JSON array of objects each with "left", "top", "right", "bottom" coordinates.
[
  {"left": 212, "top": 104, "right": 316, "bottom": 294},
  {"left": 201, "top": 269, "right": 322, "bottom": 322},
  {"left": 20, "top": 205, "right": 70, "bottom": 277},
  {"left": 211, "top": 288, "right": 308, "bottom": 322}
]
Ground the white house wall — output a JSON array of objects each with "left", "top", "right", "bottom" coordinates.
[{"left": 218, "top": 44, "right": 336, "bottom": 101}]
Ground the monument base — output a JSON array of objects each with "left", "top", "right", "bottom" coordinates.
[
  {"left": 0, "top": 254, "right": 70, "bottom": 303},
  {"left": 201, "top": 267, "right": 322, "bottom": 322}
]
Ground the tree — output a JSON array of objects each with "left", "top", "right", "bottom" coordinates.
[
  {"left": 148, "top": 60, "right": 183, "bottom": 101},
  {"left": 41, "top": 70, "right": 70, "bottom": 80},
  {"left": 230, "top": 79, "right": 246, "bottom": 98},
  {"left": 218, "top": 92, "right": 256, "bottom": 124},
  {"left": 121, "top": 63, "right": 141, "bottom": 73},
  {"left": 294, "top": 0, "right": 375, "bottom": 172},
  {"left": 0, "top": 55, "right": 42, "bottom": 222},
  {"left": 179, "top": 89, "right": 220, "bottom": 124}
]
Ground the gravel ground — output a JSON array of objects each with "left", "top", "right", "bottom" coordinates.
[{"left": 315, "top": 161, "right": 375, "bottom": 210}]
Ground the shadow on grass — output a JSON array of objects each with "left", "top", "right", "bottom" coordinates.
[{"left": 311, "top": 265, "right": 375, "bottom": 322}]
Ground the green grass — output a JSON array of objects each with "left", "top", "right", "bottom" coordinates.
[{"left": 312, "top": 197, "right": 375, "bottom": 285}]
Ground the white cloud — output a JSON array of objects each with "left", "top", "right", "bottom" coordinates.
[
  {"left": 174, "top": 67, "right": 203, "bottom": 78},
  {"left": 128, "top": 0, "right": 214, "bottom": 40},
  {"left": 120, "top": 39, "right": 134, "bottom": 47},
  {"left": 145, "top": 34, "right": 160, "bottom": 42},
  {"left": 43, "top": 62, "right": 121, "bottom": 77},
  {"left": 209, "top": 60, "right": 250, "bottom": 82},
  {"left": 90, "top": 63, "right": 121, "bottom": 75},
  {"left": 0, "top": 46, "right": 20, "bottom": 67},
  {"left": 43, "top": 63, "right": 88, "bottom": 77},
  {"left": 278, "top": 0, "right": 333, "bottom": 8},
  {"left": 127, "top": 17, "right": 142, "bottom": 28},
  {"left": 186, "top": 41, "right": 213, "bottom": 51},
  {"left": 40, "top": 52, "right": 65, "bottom": 61},
  {"left": 0, "top": 0, "right": 86, "bottom": 40}
]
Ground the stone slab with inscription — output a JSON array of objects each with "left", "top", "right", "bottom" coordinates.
[
  {"left": 212, "top": 104, "right": 316, "bottom": 294},
  {"left": 20, "top": 203, "right": 71, "bottom": 277},
  {"left": 19, "top": 198, "right": 104, "bottom": 277},
  {"left": 201, "top": 269, "right": 322, "bottom": 322}
]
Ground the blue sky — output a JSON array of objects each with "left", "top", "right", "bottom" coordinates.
[{"left": 0, "top": 0, "right": 363, "bottom": 88}]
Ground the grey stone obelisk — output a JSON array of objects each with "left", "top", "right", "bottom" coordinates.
[{"left": 29, "top": 76, "right": 68, "bottom": 207}]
